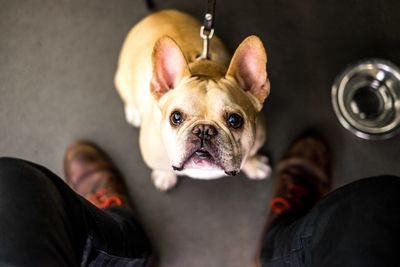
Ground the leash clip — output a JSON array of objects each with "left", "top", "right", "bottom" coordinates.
[{"left": 197, "top": 13, "right": 215, "bottom": 60}]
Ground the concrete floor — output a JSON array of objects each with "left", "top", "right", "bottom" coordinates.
[{"left": 1, "top": 0, "right": 399, "bottom": 266}]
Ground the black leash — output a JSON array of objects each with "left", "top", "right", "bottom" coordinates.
[
  {"left": 198, "top": 0, "right": 216, "bottom": 60},
  {"left": 145, "top": 0, "right": 155, "bottom": 10},
  {"left": 144, "top": 0, "right": 216, "bottom": 60}
]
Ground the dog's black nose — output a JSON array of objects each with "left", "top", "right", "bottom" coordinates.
[{"left": 192, "top": 124, "right": 217, "bottom": 140}]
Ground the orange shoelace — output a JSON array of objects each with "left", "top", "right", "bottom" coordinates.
[
  {"left": 271, "top": 182, "right": 310, "bottom": 215},
  {"left": 88, "top": 188, "right": 123, "bottom": 209}
]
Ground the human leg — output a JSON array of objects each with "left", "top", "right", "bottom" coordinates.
[
  {"left": 0, "top": 146, "right": 152, "bottom": 266},
  {"left": 258, "top": 135, "right": 400, "bottom": 267},
  {"left": 0, "top": 157, "right": 86, "bottom": 266},
  {"left": 260, "top": 175, "right": 400, "bottom": 267}
]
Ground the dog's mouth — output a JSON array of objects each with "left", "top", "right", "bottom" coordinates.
[
  {"left": 194, "top": 149, "right": 212, "bottom": 159},
  {"left": 185, "top": 148, "right": 220, "bottom": 169},
  {"left": 172, "top": 148, "right": 222, "bottom": 171},
  {"left": 171, "top": 144, "right": 240, "bottom": 177}
]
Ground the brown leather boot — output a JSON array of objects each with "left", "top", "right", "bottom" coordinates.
[
  {"left": 267, "top": 135, "right": 332, "bottom": 226},
  {"left": 252, "top": 135, "right": 332, "bottom": 267},
  {"left": 64, "top": 142, "right": 132, "bottom": 210}
]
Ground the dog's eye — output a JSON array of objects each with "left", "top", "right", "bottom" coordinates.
[
  {"left": 227, "top": 113, "right": 243, "bottom": 129},
  {"left": 170, "top": 111, "right": 184, "bottom": 126}
]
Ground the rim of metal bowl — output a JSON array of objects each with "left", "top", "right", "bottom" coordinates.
[{"left": 331, "top": 59, "right": 400, "bottom": 140}]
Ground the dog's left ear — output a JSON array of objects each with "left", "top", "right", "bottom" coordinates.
[
  {"left": 226, "top": 35, "right": 270, "bottom": 111},
  {"left": 151, "top": 36, "right": 191, "bottom": 100}
]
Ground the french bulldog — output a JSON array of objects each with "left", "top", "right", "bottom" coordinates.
[{"left": 115, "top": 10, "right": 271, "bottom": 191}]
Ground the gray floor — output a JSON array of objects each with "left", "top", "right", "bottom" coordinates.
[{"left": 1, "top": 1, "right": 399, "bottom": 266}]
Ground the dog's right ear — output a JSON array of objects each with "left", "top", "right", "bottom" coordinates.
[{"left": 151, "top": 36, "right": 190, "bottom": 100}]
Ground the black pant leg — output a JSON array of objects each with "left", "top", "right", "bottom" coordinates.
[
  {"left": 0, "top": 158, "right": 151, "bottom": 267},
  {"left": 261, "top": 175, "right": 400, "bottom": 267}
]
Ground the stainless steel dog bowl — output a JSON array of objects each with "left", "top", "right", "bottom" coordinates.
[{"left": 332, "top": 59, "right": 400, "bottom": 140}]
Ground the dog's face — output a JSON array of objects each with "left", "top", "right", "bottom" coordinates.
[{"left": 150, "top": 36, "right": 270, "bottom": 179}]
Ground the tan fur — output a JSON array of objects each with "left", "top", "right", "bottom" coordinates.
[{"left": 115, "top": 10, "right": 271, "bottom": 191}]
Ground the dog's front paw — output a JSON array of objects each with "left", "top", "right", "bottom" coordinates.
[
  {"left": 151, "top": 170, "right": 178, "bottom": 191},
  {"left": 243, "top": 155, "right": 271, "bottom": 180},
  {"left": 124, "top": 105, "right": 141, "bottom": 127}
]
